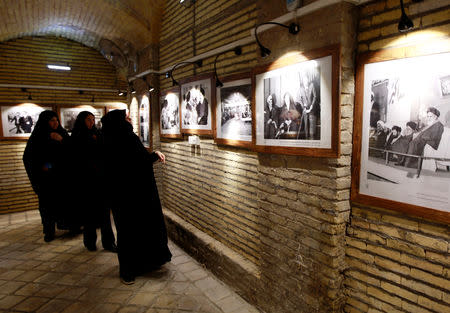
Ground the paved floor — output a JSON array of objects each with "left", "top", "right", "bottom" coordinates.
[{"left": 0, "top": 210, "right": 260, "bottom": 313}]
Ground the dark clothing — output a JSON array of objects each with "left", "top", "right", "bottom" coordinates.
[
  {"left": 70, "top": 126, "right": 115, "bottom": 248},
  {"left": 101, "top": 110, "right": 171, "bottom": 279},
  {"left": 197, "top": 99, "right": 208, "bottom": 125},
  {"left": 405, "top": 121, "right": 444, "bottom": 168},
  {"left": 23, "top": 111, "right": 71, "bottom": 237},
  {"left": 264, "top": 103, "right": 278, "bottom": 139}
]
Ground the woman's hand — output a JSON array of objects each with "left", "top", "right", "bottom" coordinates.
[
  {"left": 50, "top": 132, "right": 63, "bottom": 142},
  {"left": 155, "top": 151, "right": 166, "bottom": 164}
]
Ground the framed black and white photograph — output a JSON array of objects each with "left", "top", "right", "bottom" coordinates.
[
  {"left": 139, "top": 95, "right": 151, "bottom": 147},
  {"left": 253, "top": 45, "right": 340, "bottom": 157},
  {"left": 439, "top": 74, "right": 450, "bottom": 97},
  {"left": 215, "top": 73, "right": 253, "bottom": 148},
  {"left": 352, "top": 47, "right": 450, "bottom": 223},
  {"left": 1, "top": 104, "right": 52, "bottom": 139},
  {"left": 160, "top": 87, "right": 181, "bottom": 139},
  {"left": 180, "top": 73, "right": 215, "bottom": 135},
  {"left": 59, "top": 105, "right": 104, "bottom": 133}
]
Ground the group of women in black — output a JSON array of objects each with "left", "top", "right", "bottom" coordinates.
[{"left": 23, "top": 109, "right": 171, "bottom": 284}]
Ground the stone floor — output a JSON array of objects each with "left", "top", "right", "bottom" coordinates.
[{"left": 0, "top": 210, "right": 261, "bottom": 313}]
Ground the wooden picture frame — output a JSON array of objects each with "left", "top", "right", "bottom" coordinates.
[
  {"left": 351, "top": 44, "right": 450, "bottom": 224},
  {"left": 253, "top": 44, "right": 340, "bottom": 157},
  {"left": 214, "top": 72, "right": 253, "bottom": 148},
  {"left": 58, "top": 105, "right": 105, "bottom": 133},
  {"left": 159, "top": 86, "right": 182, "bottom": 139},
  {"left": 180, "top": 73, "right": 215, "bottom": 135},
  {"left": 138, "top": 95, "right": 151, "bottom": 148},
  {"left": 0, "top": 104, "right": 53, "bottom": 139}
]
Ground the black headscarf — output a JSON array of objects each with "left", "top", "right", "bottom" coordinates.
[
  {"left": 101, "top": 109, "right": 132, "bottom": 139},
  {"left": 71, "top": 111, "right": 97, "bottom": 138},
  {"left": 29, "top": 110, "right": 67, "bottom": 141}
]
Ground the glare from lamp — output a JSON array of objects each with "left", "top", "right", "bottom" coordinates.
[
  {"left": 398, "top": 0, "right": 414, "bottom": 32},
  {"left": 47, "top": 64, "right": 71, "bottom": 71}
]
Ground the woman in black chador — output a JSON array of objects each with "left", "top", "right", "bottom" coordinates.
[
  {"left": 70, "top": 111, "right": 117, "bottom": 252},
  {"left": 23, "top": 110, "right": 71, "bottom": 242},
  {"left": 101, "top": 109, "right": 171, "bottom": 284}
]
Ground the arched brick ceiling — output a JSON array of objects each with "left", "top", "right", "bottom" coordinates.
[{"left": 0, "top": 0, "right": 165, "bottom": 53}]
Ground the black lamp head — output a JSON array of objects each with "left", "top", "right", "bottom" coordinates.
[
  {"left": 28, "top": 94, "right": 32, "bottom": 100},
  {"left": 398, "top": 12, "right": 413, "bottom": 32},
  {"left": 259, "top": 45, "right": 271, "bottom": 58},
  {"left": 398, "top": 0, "right": 414, "bottom": 32},
  {"left": 194, "top": 59, "right": 202, "bottom": 67},
  {"left": 216, "top": 78, "right": 223, "bottom": 88},
  {"left": 288, "top": 22, "right": 300, "bottom": 34},
  {"left": 234, "top": 46, "right": 242, "bottom": 56}
]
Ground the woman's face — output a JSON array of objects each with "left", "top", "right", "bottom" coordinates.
[
  {"left": 267, "top": 95, "right": 272, "bottom": 106},
  {"left": 84, "top": 115, "right": 95, "bottom": 129},
  {"left": 48, "top": 117, "right": 59, "bottom": 130}
]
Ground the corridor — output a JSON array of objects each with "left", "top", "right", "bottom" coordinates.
[{"left": 0, "top": 211, "right": 260, "bottom": 313}]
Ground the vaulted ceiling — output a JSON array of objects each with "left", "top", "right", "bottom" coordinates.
[{"left": 0, "top": 0, "right": 165, "bottom": 56}]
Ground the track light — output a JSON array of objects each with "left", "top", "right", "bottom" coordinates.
[
  {"left": 398, "top": 0, "right": 414, "bottom": 32},
  {"left": 28, "top": 93, "right": 32, "bottom": 100},
  {"left": 180, "top": 0, "right": 195, "bottom": 7},
  {"left": 142, "top": 76, "right": 155, "bottom": 93},
  {"left": 91, "top": 95, "right": 95, "bottom": 103},
  {"left": 169, "top": 60, "right": 203, "bottom": 86},
  {"left": 255, "top": 22, "right": 300, "bottom": 57},
  {"left": 214, "top": 47, "right": 242, "bottom": 88}
]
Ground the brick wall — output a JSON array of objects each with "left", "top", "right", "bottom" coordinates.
[
  {"left": 0, "top": 36, "right": 127, "bottom": 213},
  {"left": 345, "top": 1, "right": 450, "bottom": 312},
  {"left": 157, "top": 1, "right": 358, "bottom": 312}
]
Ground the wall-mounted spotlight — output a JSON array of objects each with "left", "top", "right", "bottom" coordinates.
[
  {"left": 28, "top": 93, "right": 32, "bottom": 101},
  {"left": 118, "top": 90, "right": 127, "bottom": 96},
  {"left": 180, "top": 0, "right": 195, "bottom": 7},
  {"left": 169, "top": 60, "right": 203, "bottom": 86},
  {"left": 129, "top": 83, "right": 136, "bottom": 94},
  {"left": 78, "top": 90, "right": 84, "bottom": 95},
  {"left": 254, "top": 22, "right": 300, "bottom": 57},
  {"left": 91, "top": 95, "right": 95, "bottom": 103},
  {"left": 398, "top": 0, "right": 414, "bottom": 32},
  {"left": 214, "top": 47, "right": 242, "bottom": 88},
  {"left": 142, "top": 76, "right": 155, "bottom": 93}
]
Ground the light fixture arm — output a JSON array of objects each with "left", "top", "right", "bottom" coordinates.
[
  {"left": 168, "top": 60, "right": 203, "bottom": 86},
  {"left": 254, "top": 22, "right": 300, "bottom": 57},
  {"left": 214, "top": 47, "right": 242, "bottom": 88}
]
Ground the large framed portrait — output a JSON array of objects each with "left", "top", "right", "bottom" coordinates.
[
  {"left": 139, "top": 95, "right": 151, "bottom": 148},
  {"left": 0, "top": 104, "right": 52, "bottom": 139},
  {"left": 59, "top": 105, "right": 104, "bottom": 133},
  {"left": 160, "top": 87, "right": 182, "bottom": 139},
  {"left": 215, "top": 73, "right": 253, "bottom": 148},
  {"left": 352, "top": 45, "right": 450, "bottom": 223},
  {"left": 253, "top": 45, "right": 340, "bottom": 157},
  {"left": 180, "top": 73, "right": 215, "bottom": 135}
]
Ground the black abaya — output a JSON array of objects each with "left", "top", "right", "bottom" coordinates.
[{"left": 101, "top": 110, "right": 171, "bottom": 279}]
